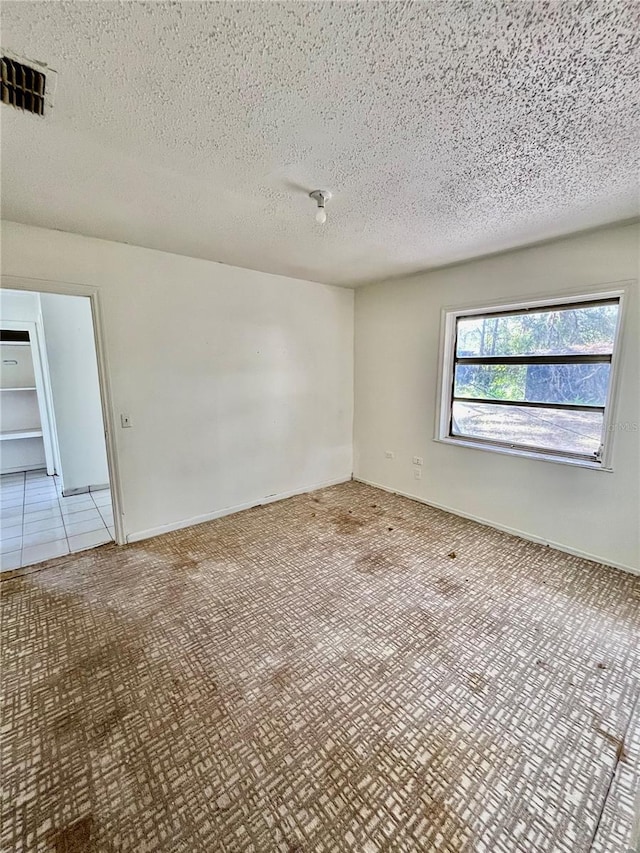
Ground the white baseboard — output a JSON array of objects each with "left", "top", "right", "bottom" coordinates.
[
  {"left": 354, "top": 476, "right": 639, "bottom": 577},
  {"left": 1, "top": 463, "right": 45, "bottom": 475},
  {"left": 62, "top": 482, "right": 110, "bottom": 497},
  {"left": 127, "top": 476, "right": 351, "bottom": 544}
]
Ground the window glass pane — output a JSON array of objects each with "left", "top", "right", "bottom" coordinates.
[
  {"left": 456, "top": 303, "right": 619, "bottom": 358},
  {"left": 454, "top": 363, "right": 610, "bottom": 406},
  {"left": 451, "top": 401, "right": 603, "bottom": 457}
]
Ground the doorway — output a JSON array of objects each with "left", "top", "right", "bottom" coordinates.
[{"left": 1, "top": 288, "right": 116, "bottom": 570}]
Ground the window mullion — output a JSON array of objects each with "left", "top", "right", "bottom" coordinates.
[
  {"left": 454, "top": 354, "right": 612, "bottom": 366},
  {"left": 452, "top": 397, "right": 605, "bottom": 414}
]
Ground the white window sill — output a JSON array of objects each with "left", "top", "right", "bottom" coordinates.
[{"left": 434, "top": 435, "right": 613, "bottom": 472}]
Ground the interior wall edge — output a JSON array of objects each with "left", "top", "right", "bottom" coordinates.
[
  {"left": 354, "top": 476, "right": 639, "bottom": 576},
  {"left": 126, "top": 475, "right": 352, "bottom": 544},
  {"left": 1, "top": 221, "right": 355, "bottom": 538},
  {"left": 0, "top": 219, "right": 347, "bottom": 293},
  {"left": 351, "top": 216, "right": 640, "bottom": 290},
  {"left": 353, "top": 222, "right": 639, "bottom": 573}
]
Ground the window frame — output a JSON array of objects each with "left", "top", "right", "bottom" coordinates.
[{"left": 435, "top": 286, "right": 628, "bottom": 471}]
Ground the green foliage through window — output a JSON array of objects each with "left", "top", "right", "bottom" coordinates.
[{"left": 447, "top": 298, "right": 621, "bottom": 460}]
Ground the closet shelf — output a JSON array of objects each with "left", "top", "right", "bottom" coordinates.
[{"left": 0, "top": 429, "right": 44, "bottom": 441}]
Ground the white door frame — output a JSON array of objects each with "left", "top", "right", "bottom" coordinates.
[
  {"left": 1, "top": 275, "right": 126, "bottom": 546},
  {"left": 1, "top": 319, "right": 57, "bottom": 475},
  {"left": 33, "top": 312, "right": 64, "bottom": 478}
]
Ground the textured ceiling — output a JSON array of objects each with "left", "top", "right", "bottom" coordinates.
[{"left": 1, "top": 1, "right": 639, "bottom": 287}]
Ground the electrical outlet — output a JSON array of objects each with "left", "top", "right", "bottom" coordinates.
[
  {"left": 120, "top": 414, "right": 132, "bottom": 429},
  {"left": 414, "top": 468, "right": 422, "bottom": 479},
  {"left": 385, "top": 451, "right": 394, "bottom": 459},
  {"left": 412, "top": 456, "right": 423, "bottom": 466}
]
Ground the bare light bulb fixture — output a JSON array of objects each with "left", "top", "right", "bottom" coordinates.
[{"left": 309, "top": 190, "right": 330, "bottom": 225}]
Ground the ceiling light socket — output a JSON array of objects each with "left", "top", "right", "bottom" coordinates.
[{"left": 310, "top": 190, "right": 331, "bottom": 224}]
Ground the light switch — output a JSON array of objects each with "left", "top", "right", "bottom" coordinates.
[{"left": 120, "top": 414, "right": 132, "bottom": 428}]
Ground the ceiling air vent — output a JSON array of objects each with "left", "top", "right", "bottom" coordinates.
[{"left": 1, "top": 54, "right": 50, "bottom": 116}]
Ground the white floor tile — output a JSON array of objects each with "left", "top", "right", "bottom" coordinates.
[
  {"left": 0, "top": 523, "right": 23, "bottom": 539},
  {"left": 60, "top": 495, "right": 94, "bottom": 509},
  {"left": 0, "top": 486, "right": 25, "bottom": 497},
  {"left": 68, "top": 529, "right": 112, "bottom": 552},
  {"left": 60, "top": 508, "right": 102, "bottom": 525},
  {"left": 24, "top": 480, "right": 57, "bottom": 490},
  {"left": 92, "top": 494, "right": 113, "bottom": 507},
  {"left": 2, "top": 482, "right": 25, "bottom": 492},
  {"left": 0, "top": 493, "right": 23, "bottom": 504},
  {"left": 24, "top": 491, "right": 58, "bottom": 504},
  {"left": 0, "top": 498, "right": 24, "bottom": 509},
  {"left": 0, "top": 504, "right": 24, "bottom": 515},
  {"left": 22, "top": 539, "right": 70, "bottom": 566},
  {"left": 1, "top": 496, "right": 24, "bottom": 509},
  {"left": 23, "top": 516, "right": 64, "bottom": 535},
  {"left": 23, "top": 498, "right": 61, "bottom": 512},
  {"left": 0, "top": 494, "right": 24, "bottom": 504},
  {"left": 22, "top": 526, "right": 66, "bottom": 548},
  {"left": 25, "top": 480, "right": 57, "bottom": 491},
  {"left": 0, "top": 550, "right": 22, "bottom": 572},
  {"left": 0, "top": 507, "right": 23, "bottom": 519},
  {"left": 0, "top": 494, "right": 24, "bottom": 509},
  {"left": 23, "top": 507, "right": 63, "bottom": 523},
  {"left": 0, "top": 508, "right": 23, "bottom": 523},
  {"left": 0, "top": 536, "right": 22, "bottom": 554},
  {"left": 59, "top": 500, "right": 95, "bottom": 516},
  {"left": 1, "top": 469, "right": 114, "bottom": 568},
  {"left": 64, "top": 517, "right": 107, "bottom": 537}
]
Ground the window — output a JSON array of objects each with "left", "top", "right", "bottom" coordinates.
[{"left": 437, "top": 293, "right": 623, "bottom": 467}]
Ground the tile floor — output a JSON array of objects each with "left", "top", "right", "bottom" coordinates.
[{"left": 0, "top": 468, "right": 114, "bottom": 571}]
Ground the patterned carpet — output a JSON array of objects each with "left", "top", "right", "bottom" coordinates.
[{"left": 1, "top": 481, "right": 639, "bottom": 853}]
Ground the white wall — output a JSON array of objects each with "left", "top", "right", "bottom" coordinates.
[
  {"left": 40, "top": 292, "right": 109, "bottom": 493},
  {"left": 354, "top": 222, "right": 640, "bottom": 573},
  {"left": 1, "top": 221, "right": 354, "bottom": 540}
]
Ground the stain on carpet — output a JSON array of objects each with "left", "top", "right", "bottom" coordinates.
[{"left": 1, "top": 481, "right": 639, "bottom": 852}]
